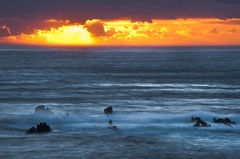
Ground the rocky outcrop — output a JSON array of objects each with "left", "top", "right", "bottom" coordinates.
[
  {"left": 213, "top": 117, "right": 236, "bottom": 126},
  {"left": 34, "top": 105, "right": 53, "bottom": 115},
  {"left": 104, "top": 106, "right": 113, "bottom": 114},
  {"left": 27, "top": 122, "right": 51, "bottom": 134},
  {"left": 191, "top": 117, "right": 211, "bottom": 127}
]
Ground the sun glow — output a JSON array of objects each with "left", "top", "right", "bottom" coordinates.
[
  {"left": 2, "top": 18, "right": 240, "bottom": 46},
  {"left": 37, "top": 25, "right": 93, "bottom": 45}
]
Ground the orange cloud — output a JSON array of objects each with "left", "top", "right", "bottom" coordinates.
[
  {"left": 3, "top": 25, "right": 93, "bottom": 45},
  {"left": 209, "top": 28, "right": 218, "bottom": 34},
  {"left": 2, "top": 18, "right": 240, "bottom": 46},
  {"left": 45, "top": 19, "right": 70, "bottom": 24},
  {"left": 226, "top": 28, "right": 237, "bottom": 34}
]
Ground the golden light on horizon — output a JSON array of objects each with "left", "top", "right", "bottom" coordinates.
[
  {"left": 2, "top": 18, "right": 240, "bottom": 46},
  {"left": 37, "top": 25, "right": 94, "bottom": 45}
]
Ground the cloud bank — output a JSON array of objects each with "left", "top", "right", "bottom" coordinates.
[{"left": 0, "top": 0, "right": 240, "bottom": 43}]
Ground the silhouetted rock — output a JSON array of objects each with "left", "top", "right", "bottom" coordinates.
[
  {"left": 34, "top": 105, "right": 53, "bottom": 115},
  {"left": 191, "top": 116, "right": 211, "bottom": 127},
  {"left": 36, "top": 122, "right": 51, "bottom": 133},
  {"left": 213, "top": 117, "right": 236, "bottom": 126},
  {"left": 27, "top": 127, "right": 36, "bottom": 134},
  {"left": 104, "top": 106, "right": 113, "bottom": 114},
  {"left": 27, "top": 122, "right": 51, "bottom": 134}
]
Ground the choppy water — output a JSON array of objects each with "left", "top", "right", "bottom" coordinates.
[{"left": 0, "top": 46, "right": 240, "bottom": 159}]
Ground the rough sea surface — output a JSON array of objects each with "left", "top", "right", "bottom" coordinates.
[{"left": 0, "top": 46, "right": 240, "bottom": 159}]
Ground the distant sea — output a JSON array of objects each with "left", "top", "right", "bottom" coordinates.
[{"left": 0, "top": 46, "right": 240, "bottom": 159}]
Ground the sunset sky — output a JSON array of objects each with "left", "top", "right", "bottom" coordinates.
[{"left": 1, "top": 0, "right": 240, "bottom": 46}]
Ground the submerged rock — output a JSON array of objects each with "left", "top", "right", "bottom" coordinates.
[
  {"left": 107, "top": 125, "right": 118, "bottom": 132},
  {"left": 34, "top": 105, "right": 53, "bottom": 115},
  {"left": 27, "top": 127, "right": 36, "bottom": 134},
  {"left": 191, "top": 117, "right": 201, "bottom": 122}
]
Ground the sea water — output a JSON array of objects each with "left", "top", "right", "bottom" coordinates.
[{"left": 0, "top": 46, "right": 240, "bottom": 159}]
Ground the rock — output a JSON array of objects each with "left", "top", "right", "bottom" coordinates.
[
  {"left": 193, "top": 121, "right": 211, "bottom": 127},
  {"left": 104, "top": 106, "right": 113, "bottom": 114},
  {"left": 27, "top": 127, "right": 36, "bottom": 134},
  {"left": 213, "top": 117, "right": 236, "bottom": 126},
  {"left": 27, "top": 122, "right": 51, "bottom": 134},
  {"left": 107, "top": 125, "right": 118, "bottom": 131},
  {"left": 191, "top": 117, "right": 211, "bottom": 127},
  {"left": 36, "top": 122, "right": 51, "bottom": 133},
  {"left": 34, "top": 105, "right": 53, "bottom": 115}
]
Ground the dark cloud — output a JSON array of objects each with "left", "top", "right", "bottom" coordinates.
[
  {"left": 215, "top": 0, "right": 240, "bottom": 4},
  {"left": 1, "top": 0, "right": 240, "bottom": 21},
  {"left": 84, "top": 20, "right": 106, "bottom": 36},
  {"left": 0, "top": 0, "right": 240, "bottom": 36}
]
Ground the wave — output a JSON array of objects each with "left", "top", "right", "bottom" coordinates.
[{"left": 1, "top": 110, "right": 239, "bottom": 137}]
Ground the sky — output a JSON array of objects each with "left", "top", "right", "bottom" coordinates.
[{"left": 1, "top": 0, "right": 240, "bottom": 46}]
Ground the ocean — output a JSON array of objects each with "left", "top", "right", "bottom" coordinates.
[{"left": 0, "top": 46, "right": 240, "bottom": 159}]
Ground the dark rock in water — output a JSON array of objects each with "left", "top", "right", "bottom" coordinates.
[
  {"left": 191, "top": 116, "right": 211, "bottom": 127},
  {"left": 193, "top": 121, "right": 211, "bottom": 127},
  {"left": 104, "top": 106, "right": 113, "bottom": 114},
  {"left": 27, "top": 127, "right": 36, "bottom": 134},
  {"left": 108, "top": 125, "right": 118, "bottom": 131},
  {"left": 34, "top": 105, "right": 53, "bottom": 115},
  {"left": 27, "top": 122, "right": 51, "bottom": 134},
  {"left": 213, "top": 117, "right": 236, "bottom": 126},
  {"left": 36, "top": 122, "right": 51, "bottom": 133}
]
